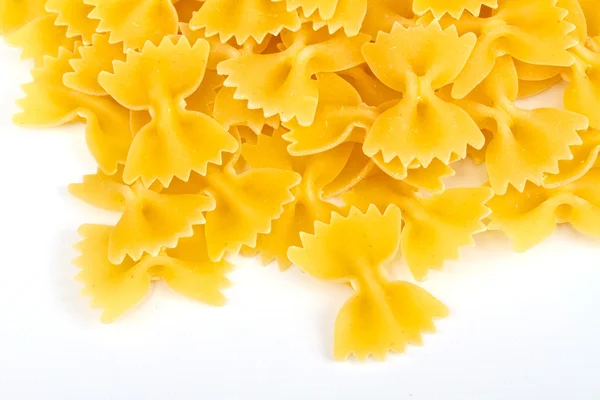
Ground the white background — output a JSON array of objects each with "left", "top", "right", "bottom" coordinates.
[{"left": 1, "top": 40, "right": 599, "bottom": 400}]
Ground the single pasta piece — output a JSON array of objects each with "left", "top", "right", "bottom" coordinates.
[
  {"left": 288, "top": 206, "right": 449, "bottom": 361},
  {"left": 362, "top": 22, "right": 484, "bottom": 169},
  {"left": 98, "top": 37, "right": 239, "bottom": 187},
  {"left": 14, "top": 46, "right": 132, "bottom": 175},
  {"left": 74, "top": 224, "right": 232, "bottom": 323},
  {"left": 488, "top": 168, "right": 600, "bottom": 252},
  {"left": 69, "top": 166, "right": 216, "bottom": 264},
  {"left": 450, "top": 0, "right": 577, "bottom": 99},
  {"left": 454, "top": 56, "right": 588, "bottom": 194},
  {"left": 412, "top": 0, "right": 498, "bottom": 19},
  {"left": 282, "top": 72, "right": 377, "bottom": 156},
  {"left": 189, "top": 0, "right": 301, "bottom": 45},
  {"left": 84, "top": 0, "right": 179, "bottom": 49},
  {"left": 217, "top": 24, "right": 370, "bottom": 126},
  {"left": 344, "top": 173, "right": 493, "bottom": 281},
  {"left": 242, "top": 132, "right": 351, "bottom": 268},
  {"left": 46, "top": 0, "right": 99, "bottom": 44}
]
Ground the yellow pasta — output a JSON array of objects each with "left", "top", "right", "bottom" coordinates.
[
  {"left": 98, "top": 37, "right": 238, "bottom": 186},
  {"left": 14, "top": 46, "right": 131, "bottom": 174},
  {"left": 344, "top": 173, "right": 493, "bottom": 280},
  {"left": 454, "top": 56, "right": 588, "bottom": 193},
  {"left": 3, "top": 0, "right": 599, "bottom": 362},
  {"left": 362, "top": 22, "right": 484, "bottom": 169},
  {"left": 488, "top": 168, "right": 600, "bottom": 252},
  {"left": 288, "top": 206, "right": 449, "bottom": 361},
  {"left": 75, "top": 224, "right": 232, "bottom": 323},
  {"left": 218, "top": 25, "right": 369, "bottom": 125}
]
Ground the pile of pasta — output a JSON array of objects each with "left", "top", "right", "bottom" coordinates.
[{"left": 2, "top": 0, "right": 599, "bottom": 361}]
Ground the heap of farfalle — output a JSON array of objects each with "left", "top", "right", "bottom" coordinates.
[{"left": 2, "top": 0, "right": 599, "bottom": 361}]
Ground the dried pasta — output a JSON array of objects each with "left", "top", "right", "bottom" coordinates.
[{"left": 3, "top": 0, "right": 600, "bottom": 362}]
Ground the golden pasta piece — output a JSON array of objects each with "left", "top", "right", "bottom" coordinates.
[
  {"left": 242, "top": 133, "right": 350, "bottom": 268},
  {"left": 543, "top": 129, "right": 600, "bottom": 188},
  {"left": 344, "top": 174, "right": 492, "bottom": 281},
  {"left": 218, "top": 25, "right": 369, "bottom": 126},
  {"left": 361, "top": 0, "right": 414, "bottom": 38},
  {"left": 362, "top": 22, "right": 483, "bottom": 169},
  {"left": 46, "top": 0, "right": 99, "bottom": 44},
  {"left": 179, "top": 23, "right": 241, "bottom": 70},
  {"left": 69, "top": 168, "right": 216, "bottom": 264},
  {"left": 74, "top": 224, "right": 232, "bottom": 323},
  {"left": 488, "top": 168, "right": 600, "bottom": 252},
  {"left": 14, "top": 46, "right": 132, "bottom": 175},
  {"left": 322, "top": 144, "right": 374, "bottom": 197},
  {"left": 63, "top": 33, "right": 126, "bottom": 96},
  {"left": 98, "top": 37, "right": 238, "bottom": 186},
  {"left": 189, "top": 0, "right": 301, "bottom": 45},
  {"left": 282, "top": 73, "right": 377, "bottom": 155},
  {"left": 565, "top": 42, "right": 600, "bottom": 130},
  {"left": 456, "top": 56, "right": 588, "bottom": 194},
  {"left": 288, "top": 206, "right": 449, "bottom": 361},
  {"left": 85, "top": 0, "right": 179, "bottom": 49},
  {"left": 451, "top": 0, "right": 577, "bottom": 99},
  {"left": 412, "top": 0, "right": 498, "bottom": 19}
]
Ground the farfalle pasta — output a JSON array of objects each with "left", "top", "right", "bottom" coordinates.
[
  {"left": 288, "top": 206, "right": 449, "bottom": 361},
  {"left": 3, "top": 0, "right": 600, "bottom": 362}
]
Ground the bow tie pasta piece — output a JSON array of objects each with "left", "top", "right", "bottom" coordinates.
[
  {"left": 14, "top": 47, "right": 132, "bottom": 175},
  {"left": 2, "top": 2, "right": 76, "bottom": 66},
  {"left": 84, "top": 0, "right": 179, "bottom": 49},
  {"left": 282, "top": 73, "right": 377, "bottom": 156},
  {"left": 344, "top": 174, "right": 492, "bottom": 280},
  {"left": 217, "top": 25, "right": 370, "bottom": 126},
  {"left": 74, "top": 224, "right": 232, "bottom": 323},
  {"left": 456, "top": 56, "right": 588, "bottom": 194},
  {"left": 488, "top": 168, "right": 600, "bottom": 251},
  {"left": 189, "top": 0, "right": 301, "bottom": 45},
  {"left": 362, "top": 22, "right": 483, "bottom": 168},
  {"left": 69, "top": 169, "right": 216, "bottom": 264},
  {"left": 98, "top": 37, "right": 238, "bottom": 187},
  {"left": 543, "top": 129, "right": 600, "bottom": 188},
  {"left": 46, "top": 0, "right": 99, "bottom": 44},
  {"left": 412, "top": 0, "right": 498, "bottom": 19},
  {"left": 242, "top": 133, "right": 350, "bottom": 267},
  {"left": 451, "top": 0, "right": 577, "bottom": 99},
  {"left": 564, "top": 43, "right": 600, "bottom": 130},
  {"left": 288, "top": 206, "right": 449, "bottom": 361},
  {"left": 361, "top": 0, "right": 415, "bottom": 37},
  {"left": 63, "top": 33, "right": 126, "bottom": 96}
]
